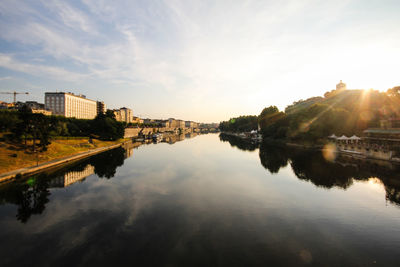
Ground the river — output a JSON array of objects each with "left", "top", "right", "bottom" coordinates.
[{"left": 0, "top": 133, "right": 399, "bottom": 266}]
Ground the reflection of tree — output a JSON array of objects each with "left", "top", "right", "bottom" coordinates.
[
  {"left": 219, "top": 133, "right": 258, "bottom": 151},
  {"left": 0, "top": 147, "right": 127, "bottom": 223},
  {"left": 289, "top": 151, "right": 356, "bottom": 189},
  {"left": 385, "top": 186, "right": 400, "bottom": 206},
  {"left": 89, "top": 147, "right": 125, "bottom": 179},
  {"left": 258, "top": 143, "right": 289, "bottom": 173},
  {"left": 257, "top": 143, "right": 400, "bottom": 206},
  {"left": 0, "top": 174, "right": 50, "bottom": 223}
]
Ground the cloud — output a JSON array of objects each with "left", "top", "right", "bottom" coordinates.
[
  {"left": 0, "top": 76, "right": 12, "bottom": 81},
  {"left": 0, "top": 53, "right": 85, "bottom": 81},
  {"left": 41, "top": 0, "right": 97, "bottom": 33},
  {"left": 0, "top": 0, "right": 399, "bottom": 120}
]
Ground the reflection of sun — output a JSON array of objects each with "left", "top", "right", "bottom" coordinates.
[{"left": 367, "top": 177, "right": 383, "bottom": 191}]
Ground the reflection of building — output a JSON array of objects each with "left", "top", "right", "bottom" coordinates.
[
  {"left": 185, "top": 132, "right": 199, "bottom": 139},
  {"left": 45, "top": 92, "right": 97, "bottom": 119},
  {"left": 125, "top": 147, "right": 134, "bottom": 158},
  {"left": 114, "top": 107, "right": 133, "bottom": 123},
  {"left": 49, "top": 164, "right": 95, "bottom": 187}
]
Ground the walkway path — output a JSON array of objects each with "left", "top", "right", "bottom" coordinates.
[{"left": 0, "top": 143, "right": 123, "bottom": 183}]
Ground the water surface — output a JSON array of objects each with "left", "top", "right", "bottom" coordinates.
[{"left": 0, "top": 133, "right": 399, "bottom": 266}]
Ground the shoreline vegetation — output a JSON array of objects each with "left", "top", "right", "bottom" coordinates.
[
  {"left": 0, "top": 105, "right": 217, "bottom": 181},
  {"left": 0, "top": 107, "right": 127, "bottom": 180},
  {"left": 219, "top": 85, "right": 400, "bottom": 162}
]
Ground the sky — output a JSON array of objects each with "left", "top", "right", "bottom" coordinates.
[{"left": 0, "top": 0, "right": 399, "bottom": 122}]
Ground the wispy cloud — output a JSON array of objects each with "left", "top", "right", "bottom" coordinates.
[
  {"left": 0, "top": 53, "right": 85, "bottom": 81},
  {"left": 0, "top": 0, "right": 399, "bottom": 121}
]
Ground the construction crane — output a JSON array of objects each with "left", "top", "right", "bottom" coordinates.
[{"left": 0, "top": 91, "right": 29, "bottom": 104}]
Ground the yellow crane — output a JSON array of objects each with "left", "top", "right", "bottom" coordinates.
[{"left": 0, "top": 91, "right": 29, "bottom": 104}]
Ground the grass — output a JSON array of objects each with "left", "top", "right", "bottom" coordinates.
[{"left": 0, "top": 137, "right": 127, "bottom": 174}]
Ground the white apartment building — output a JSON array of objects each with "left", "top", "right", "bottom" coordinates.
[{"left": 45, "top": 92, "right": 97, "bottom": 119}]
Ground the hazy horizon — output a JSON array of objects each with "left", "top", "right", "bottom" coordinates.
[{"left": 1, "top": 0, "right": 399, "bottom": 122}]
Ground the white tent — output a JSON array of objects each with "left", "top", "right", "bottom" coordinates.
[
  {"left": 349, "top": 135, "right": 361, "bottom": 140},
  {"left": 328, "top": 134, "right": 337, "bottom": 139},
  {"left": 337, "top": 135, "right": 348, "bottom": 140}
]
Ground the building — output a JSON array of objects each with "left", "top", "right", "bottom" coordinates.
[
  {"left": 114, "top": 107, "right": 133, "bottom": 123},
  {"left": 0, "top": 101, "right": 14, "bottom": 109},
  {"left": 177, "top": 120, "right": 186, "bottom": 129},
  {"left": 168, "top": 118, "right": 177, "bottom": 128},
  {"left": 25, "top": 101, "right": 45, "bottom": 110},
  {"left": 185, "top": 121, "right": 199, "bottom": 128},
  {"left": 45, "top": 92, "right": 97, "bottom": 119},
  {"left": 143, "top": 118, "right": 155, "bottom": 124},
  {"left": 185, "top": 121, "right": 193, "bottom": 128},
  {"left": 336, "top": 80, "right": 347, "bottom": 91},
  {"left": 161, "top": 120, "right": 170, "bottom": 128},
  {"left": 132, "top": 116, "right": 144, "bottom": 124},
  {"left": 96, "top": 101, "right": 106, "bottom": 115},
  {"left": 24, "top": 101, "right": 52, "bottom": 115}
]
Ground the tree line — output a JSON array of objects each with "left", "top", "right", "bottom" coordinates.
[
  {"left": 219, "top": 86, "right": 400, "bottom": 144},
  {"left": 0, "top": 107, "right": 125, "bottom": 151}
]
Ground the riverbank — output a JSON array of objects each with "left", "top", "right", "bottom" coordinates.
[{"left": 0, "top": 138, "right": 130, "bottom": 183}]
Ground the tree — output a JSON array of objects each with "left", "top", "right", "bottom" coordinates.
[
  {"left": 387, "top": 86, "right": 400, "bottom": 97},
  {"left": 91, "top": 113, "right": 124, "bottom": 140}
]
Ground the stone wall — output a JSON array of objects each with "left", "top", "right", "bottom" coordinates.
[
  {"left": 124, "top": 127, "right": 194, "bottom": 138},
  {"left": 337, "top": 143, "right": 393, "bottom": 161}
]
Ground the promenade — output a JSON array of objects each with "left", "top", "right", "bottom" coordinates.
[{"left": 0, "top": 143, "right": 124, "bottom": 183}]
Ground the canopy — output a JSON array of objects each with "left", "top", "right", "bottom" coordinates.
[
  {"left": 349, "top": 135, "right": 361, "bottom": 140},
  {"left": 328, "top": 134, "right": 337, "bottom": 139},
  {"left": 337, "top": 135, "right": 348, "bottom": 140}
]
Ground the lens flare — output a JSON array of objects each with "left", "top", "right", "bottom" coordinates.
[{"left": 322, "top": 143, "right": 337, "bottom": 162}]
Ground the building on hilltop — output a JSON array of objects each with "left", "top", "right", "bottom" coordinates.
[
  {"left": 336, "top": 80, "right": 347, "bottom": 91},
  {"left": 45, "top": 92, "right": 97, "bottom": 119}
]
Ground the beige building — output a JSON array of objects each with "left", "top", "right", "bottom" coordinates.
[
  {"left": 132, "top": 116, "right": 144, "bottom": 124},
  {"left": 32, "top": 109, "right": 52, "bottom": 115},
  {"left": 168, "top": 118, "right": 177, "bottom": 128},
  {"left": 45, "top": 92, "right": 97, "bottom": 119},
  {"left": 161, "top": 120, "right": 170, "bottom": 128},
  {"left": 185, "top": 121, "right": 199, "bottom": 128},
  {"left": 114, "top": 107, "right": 133, "bottom": 123},
  {"left": 177, "top": 120, "right": 186, "bottom": 129}
]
